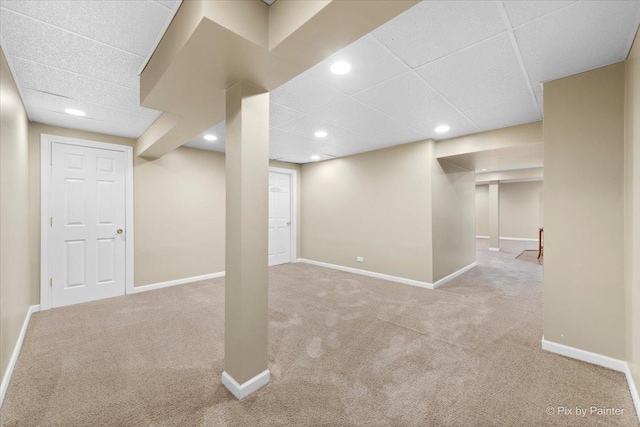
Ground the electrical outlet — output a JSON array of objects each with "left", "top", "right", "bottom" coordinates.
[{"left": 357, "top": 256, "right": 364, "bottom": 262}]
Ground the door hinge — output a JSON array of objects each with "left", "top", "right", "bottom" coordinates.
[
  {"left": 49, "top": 278, "right": 53, "bottom": 287},
  {"left": 50, "top": 217, "right": 53, "bottom": 227}
]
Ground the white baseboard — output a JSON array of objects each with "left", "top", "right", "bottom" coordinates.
[
  {"left": 222, "top": 369, "right": 270, "bottom": 399},
  {"left": 476, "top": 236, "right": 538, "bottom": 242},
  {"left": 500, "top": 237, "right": 539, "bottom": 242},
  {"left": 489, "top": 247, "right": 500, "bottom": 252},
  {"left": 296, "top": 258, "right": 434, "bottom": 290},
  {"left": 129, "top": 272, "right": 225, "bottom": 294},
  {"left": 433, "top": 262, "right": 477, "bottom": 289},
  {"left": 624, "top": 363, "right": 640, "bottom": 424},
  {"left": 541, "top": 337, "right": 626, "bottom": 372},
  {"left": 542, "top": 337, "right": 640, "bottom": 423},
  {"left": 0, "top": 304, "right": 40, "bottom": 407}
]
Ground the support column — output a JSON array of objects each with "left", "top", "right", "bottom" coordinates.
[
  {"left": 222, "top": 81, "right": 270, "bottom": 399},
  {"left": 489, "top": 181, "right": 500, "bottom": 252}
]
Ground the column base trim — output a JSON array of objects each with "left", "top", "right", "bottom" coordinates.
[
  {"left": 222, "top": 369, "right": 270, "bottom": 400},
  {"left": 432, "top": 262, "right": 478, "bottom": 289},
  {"left": 489, "top": 247, "right": 500, "bottom": 252}
]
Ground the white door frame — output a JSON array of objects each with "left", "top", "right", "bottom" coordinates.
[
  {"left": 40, "top": 134, "right": 134, "bottom": 310},
  {"left": 269, "top": 166, "right": 298, "bottom": 264}
]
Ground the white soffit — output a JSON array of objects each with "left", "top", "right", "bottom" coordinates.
[
  {"left": 0, "top": 0, "right": 181, "bottom": 138},
  {"left": 0, "top": 1, "right": 638, "bottom": 162}
]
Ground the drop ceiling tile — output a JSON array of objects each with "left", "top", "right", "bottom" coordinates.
[
  {"left": 274, "top": 115, "right": 362, "bottom": 147},
  {"left": 372, "top": 1, "right": 507, "bottom": 68},
  {"left": 305, "top": 35, "right": 409, "bottom": 94},
  {"left": 0, "top": 8, "right": 142, "bottom": 89},
  {"left": 464, "top": 97, "right": 540, "bottom": 132},
  {"left": 270, "top": 73, "right": 346, "bottom": 113},
  {"left": 270, "top": 102, "right": 304, "bottom": 128},
  {"left": 154, "top": 0, "right": 179, "bottom": 9},
  {"left": 183, "top": 121, "right": 226, "bottom": 152},
  {"left": 1, "top": 0, "right": 171, "bottom": 57},
  {"left": 345, "top": 125, "right": 428, "bottom": 155},
  {"left": 10, "top": 56, "right": 159, "bottom": 117},
  {"left": 353, "top": 72, "right": 460, "bottom": 133},
  {"left": 514, "top": 1, "right": 640, "bottom": 89},
  {"left": 416, "top": 33, "right": 531, "bottom": 113},
  {"left": 309, "top": 97, "right": 404, "bottom": 136},
  {"left": 23, "top": 89, "right": 156, "bottom": 138},
  {"left": 503, "top": 1, "right": 576, "bottom": 27},
  {"left": 28, "top": 108, "right": 147, "bottom": 139}
]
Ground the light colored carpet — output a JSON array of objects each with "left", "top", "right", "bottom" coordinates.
[
  {"left": 516, "top": 249, "right": 543, "bottom": 265},
  {"left": 1, "top": 239, "right": 637, "bottom": 426}
]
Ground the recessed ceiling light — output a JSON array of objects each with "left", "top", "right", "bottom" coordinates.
[
  {"left": 434, "top": 124, "right": 450, "bottom": 133},
  {"left": 330, "top": 61, "right": 351, "bottom": 75},
  {"left": 314, "top": 130, "right": 327, "bottom": 138},
  {"left": 204, "top": 134, "right": 217, "bottom": 141},
  {"left": 311, "top": 155, "right": 321, "bottom": 161},
  {"left": 64, "top": 108, "right": 86, "bottom": 117},
  {"left": 481, "top": 169, "right": 488, "bottom": 172}
]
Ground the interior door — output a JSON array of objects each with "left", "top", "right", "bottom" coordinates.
[
  {"left": 50, "top": 142, "right": 126, "bottom": 307},
  {"left": 268, "top": 172, "right": 291, "bottom": 266}
]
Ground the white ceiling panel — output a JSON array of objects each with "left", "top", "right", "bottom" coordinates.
[
  {"left": 183, "top": 121, "right": 226, "bottom": 153},
  {"left": 372, "top": 1, "right": 507, "bottom": 68},
  {"left": 22, "top": 88, "right": 157, "bottom": 137},
  {"left": 514, "top": 1, "right": 640, "bottom": 90},
  {"left": 353, "top": 72, "right": 461, "bottom": 133},
  {"left": 154, "top": 1, "right": 179, "bottom": 10},
  {"left": 309, "top": 97, "right": 405, "bottom": 136},
  {"left": 464, "top": 96, "right": 540, "bottom": 132},
  {"left": 28, "top": 108, "right": 148, "bottom": 139},
  {"left": 10, "top": 56, "right": 159, "bottom": 118},
  {"left": 274, "top": 114, "right": 362, "bottom": 147},
  {"left": 0, "top": 7, "right": 142, "bottom": 89},
  {"left": 0, "top": 0, "right": 172, "bottom": 57},
  {"left": 270, "top": 73, "right": 346, "bottom": 113},
  {"left": 305, "top": 35, "right": 409, "bottom": 94},
  {"left": 270, "top": 102, "right": 304, "bottom": 128},
  {"left": 502, "top": 1, "right": 576, "bottom": 27},
  {"left": 416, "top": 33, "right": 531, "bottom": 112}
]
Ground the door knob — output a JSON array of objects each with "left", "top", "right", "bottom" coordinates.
[
  {"left": 287, "top": 221, "right": 291, "bottom": 226},
  {"left": 117, "top": 228, "right": 123, "bottom": 234}
]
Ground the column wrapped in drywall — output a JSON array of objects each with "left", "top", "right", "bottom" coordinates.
[
  {"left": 431, "top": 155, "right": 476, "bottom": 282},
  {"left": 624, "top": 30, "right": 640, "bottom": 396},
  {"left": 223, "top": 81, "right": 270, "bottom": 396},
  {"left": 0, "top": 48, "right": 32, "bottom": 383},
  {"left": 488, "top": 182, "right": 500, "bottom": 250},
  {"left": 543, "top": 62, "right": 625, "bottom": 359}
]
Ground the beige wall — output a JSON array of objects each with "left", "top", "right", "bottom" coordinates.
[
  {"left": 431, "top": 159, "right": 475, "bottom": 282},
  {"left": 0, "top": 48, "right": 32, "bottom": 381},
  {"left": 301, "top": 141, "right": 434, "bottom": 283},
  {"left": 475, "top": 181, "right": 543, "bottom": 240},
  {"left": 28, "top": 122, "right": 301, "bottom": 290},
  {"left": 544, "top": 62, "right": 626, "bottom": 359},
  {"left": 625, "top": 30, "right": 640, "bottom": 393},
  {"left": 476, "top": 185, "right": 489, "bottom": 236}
]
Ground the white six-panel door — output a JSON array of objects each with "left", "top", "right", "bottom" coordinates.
[
  {"left": 268, "top": 172, "right": 292, "bottom": 266},
  {"left": 50, "top": 142, "right": 126, "bottom": 307}
]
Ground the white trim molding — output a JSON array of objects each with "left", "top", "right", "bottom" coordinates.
[
  {"left": 542, "top": 337, "right": 640, "bottom": 423},
  {"left": 269, "top": 166, "right": 298, "bottom": 264},
  {"left": 129, "top": 272, "right": 225, "bottom": 294},
  {"left": 297, "top": 258, "right": 434, "bottom": 289},
  {"left": 222, "top": 369, "right": 270, "bottom": 400},
  {"left": 476, "top": 236, "right": 538, "bottom": 242},
  {"left": 0, "top": 305, "right": 40, "bottom": 407},
  {"left": 624, "top": 364, "right": 640, "bottom": 424},
  {"left": 433, "top": 262, "right": 477, "bottom": 289},
  {"left": 489, "top": 248, "right": 501, "bottom": 252},
  {"left": 40, "top": 134, "right": 134, "bottom": 310},
  {"left": 541, "top": 337, "right": 626, "bottom": 372}
]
